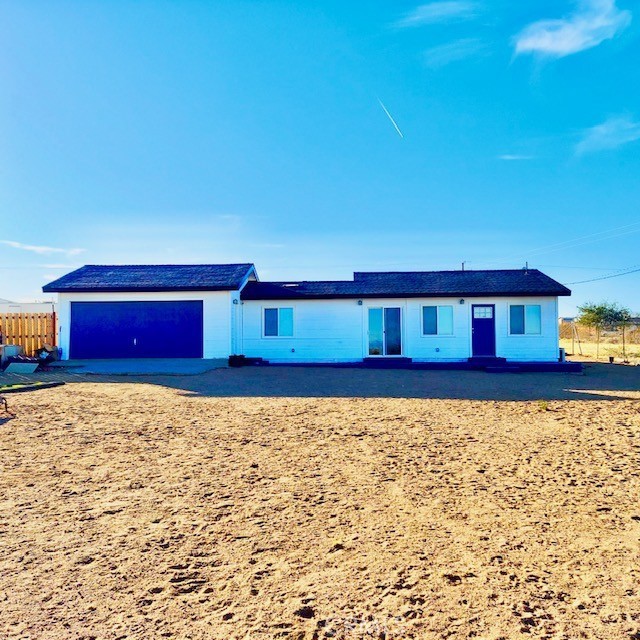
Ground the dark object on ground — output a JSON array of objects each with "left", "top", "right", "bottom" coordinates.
[
  {"left": 36, "top": 344, "right": 60, "bottom": 363},
  {"left": 228, "top": 355, "right": 267, "bottom": 367},
  {"left": 228, "top": 354, "right": 246, "bottom": 367},
  {"left": 0, "top": 381, "right": 65, "bottom": 394},
  {"left": 2, "top": 355, "right": 41, "bottom": 371}
]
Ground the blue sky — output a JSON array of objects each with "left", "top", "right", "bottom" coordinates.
[{"left": 1, "top": 0, "right": 639, "bottom": 314}]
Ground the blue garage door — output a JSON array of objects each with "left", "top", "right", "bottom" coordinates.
[{"left": 70, "top": 301, "right": 204, "bottom": 359}]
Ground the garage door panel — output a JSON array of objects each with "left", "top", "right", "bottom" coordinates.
[
  {"left": 70, "top": 302, "right": 133, "bottom": 359},
  {"left": 132, "top": 302, "right": 204, "bottom": 358},
  {"left": 70, "top": 301, "right": 204, "bottom": 359}
]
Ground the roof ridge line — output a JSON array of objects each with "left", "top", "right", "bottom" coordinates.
[
  {"left": 79, "top": 263, "right": 254, "bottom": 267},
  {"left": 353, "top": 268, "right": 541, "bottom": 274}
]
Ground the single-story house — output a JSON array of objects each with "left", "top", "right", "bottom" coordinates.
[{"left": 43, "top": 264, "right": 570, "bottom": 363}]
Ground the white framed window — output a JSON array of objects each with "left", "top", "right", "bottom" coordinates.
[
  {"left": 264, "top": 307, "right": 294, "bottom": 337},
  {"left": 509, "top": 304, "right": 541, "bottom": 335},
  {"left": 422, "top": 305, "right": 454, "bottom": 335}
]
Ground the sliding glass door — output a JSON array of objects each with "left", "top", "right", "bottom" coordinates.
[{"left": 368, "top": 307, "right": 402, "bottom": 356}]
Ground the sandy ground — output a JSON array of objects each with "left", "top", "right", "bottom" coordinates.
[{"left": 1, "top": 372, "right": 640, "bottom": 639}]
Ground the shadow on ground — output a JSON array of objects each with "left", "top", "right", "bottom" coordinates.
[
  {"left": 54, "top": 361, "right": 640, "bottom": 402},
  {"left": 3, "top": 362, "right": 639, "bottom": 402}
]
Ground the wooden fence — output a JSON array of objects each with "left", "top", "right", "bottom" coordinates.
[{"left": 0, "top": 313, "right": 57, "bottom": 356}]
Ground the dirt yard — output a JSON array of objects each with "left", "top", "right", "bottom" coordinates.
[{"left": 1, "top": 370, "right": 640, "bottom": 639}]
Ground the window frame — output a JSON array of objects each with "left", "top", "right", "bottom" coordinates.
[
  {"left": 262, "top": 306, "right": 294, "bottom": 338},
  {"left": 421, "top": 304, "right": 455, "bottom": 337},
  {"left": 508, "top": 304, "right": 542, "bottom": 336}
]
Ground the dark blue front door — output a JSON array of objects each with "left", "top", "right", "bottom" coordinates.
[
  {"left": 471, "top": 304, "right": 496, "bottom": 357},
  {"left": 70, "top": 301, "right": 203, "bottom": 359}
]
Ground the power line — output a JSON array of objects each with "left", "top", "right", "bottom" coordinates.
[
  {"left": 533, "top": 264, "right": 626, "bottom": 271},
  {"left": 565, "top": 266, "right": 640, "bottom": 285},
  {"left": 475, "top": 220, "right": 640, "bottom": 267}
]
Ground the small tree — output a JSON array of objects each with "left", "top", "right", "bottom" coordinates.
[
  {"left": 576, "top": 302, "right": 606, "bottom": 359},
  {"left": 576, "top": 301, "right": 632, "bottom": 360},
  {"left": 609, "top": 306, "right": 632, "bottom": 360}
]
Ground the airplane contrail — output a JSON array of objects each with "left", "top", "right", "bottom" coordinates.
[{"left": 377, "top": 98, "right": 404, "bottom": 139}]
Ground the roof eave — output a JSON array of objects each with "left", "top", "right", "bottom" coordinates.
[
  {"left": 44, "top": 286, "right": 240, "bottom": 293},
  {"left": 241, "top": 290, "right": 571, "bottom": 300}
]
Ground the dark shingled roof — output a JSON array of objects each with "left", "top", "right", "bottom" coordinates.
[
  {"left": 241, "top": 269, "right": 570, "bottom": 300},
  {"left": 43, "top": 264, "right": 255, "bottom": 293}
]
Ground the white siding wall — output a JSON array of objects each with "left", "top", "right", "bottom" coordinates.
[
  {"left": 241, "top": 299, "right": 366, "bottom": 362},
  {"left": 241, "top": 296, "right": 560, "bottom": 362},
  {"left": 54, "top": 292, "right": 560, "bottom": 362},
  {"left": 56, "top": 291, "right": 235, "bottom": 359},
  {"left": 494, "top": 296, "right": 559, "bottom": 361}
]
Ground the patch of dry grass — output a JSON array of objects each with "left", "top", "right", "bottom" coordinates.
[{"left": 561, "top": 338, "right": 640, "bottom": 362}]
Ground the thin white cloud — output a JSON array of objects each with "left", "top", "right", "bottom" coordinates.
[
  {"left": 423, "top": 38, "right": 486, "bottom": 68},
  {"left": 396, "top": 1, "right": 478, "bottom": 27},
  {"left": 498, "top": 154, "right": 535, "bottom": 161},
  {"left": 576, "top": 115, "right": 640, "bottom": 155},
  {"left": 1, "top": 240, "right": 85, "bottom": 256},
  {"left": 377, "top": 99, "right": 404, "bottom": 139},
  {"left": 515, "top": 0, "right": 631, "bottom": 58}
]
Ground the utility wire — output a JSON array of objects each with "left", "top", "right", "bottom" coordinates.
[
  {"left": 565, "top": 266, "right": 640, "bottom": 285},
  {"left": 474, "top": 220, "right": 640, "bottom": 267},
  {"left": 534, "top": 264, "right": 625, "bottom": 271}
]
